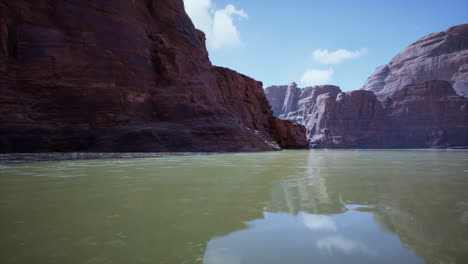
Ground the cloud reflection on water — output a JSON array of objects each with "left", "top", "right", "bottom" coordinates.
[
  {"left": 302, "top": 214, "right": 337, "bottom": 231},
  {"left": 316, "top": 235, "right": 369, "bottom": 254}
]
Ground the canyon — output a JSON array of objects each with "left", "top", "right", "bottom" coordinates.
[
  {"left": 266, "top": 25, "right": 468, "bottom": 149},
  {"left": 266, "top": 81, "right": 468, "bottom": 148},
  {"left": 0, "top": 0, "right": 307, "bottom": 152},
  {"left": 0, "top": 1, "right": 466, "bottom": 152}
]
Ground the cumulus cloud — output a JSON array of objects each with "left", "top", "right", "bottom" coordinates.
[
  {"left": 300, "top": 68, "right": 335, "bottom": 86},
  {"left": 184, "top": 0, "right": 248, "bottom": 50},
  {"left": 184, "top": 0, "right": 213, "bottom": 35},
  {"left": 313, "top": 48, "right": 368, "bottom": 64}
]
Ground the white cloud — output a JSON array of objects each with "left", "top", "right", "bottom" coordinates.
[
  {"left": 313, "top": 48, "right": 368, "bottom": 64},
  {"left": 184, "top": 0, "right": 248, "bottom": 50},
  {"left": 184, "top": 0, "right": 213, "bottom": 35},
  {"left": 211, "top": 5, "right": 248, "bottom": 50},
  {"left": 300, "top": 68, "right": 334, "bottom": 86}
]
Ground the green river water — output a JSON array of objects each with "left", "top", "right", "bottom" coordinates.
[{"left": 1, "top": 150, "right": 467, "bottom": 264}]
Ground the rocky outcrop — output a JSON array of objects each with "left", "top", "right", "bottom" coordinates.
[
  {"left": 270, "top": 119, "right": 308, "bottom": 149},
  {"left": 362, "top": 24, "right": 468, "bottom": 99},
  {"left": 265, "top": 84, "right": 341, "bottom": 124},
  {"left": 385, "top": 80, "right": 468, "bottom": 148},
  {"left": 266, "top": 84, "right": 389, "bottom": 148},
  {"left": 266, "top": 85, "right": 288, "bottom": 117},
  {"left": 308, "top": 90, "right": 391, "bottom": 148},
  {"left": 281, "top": 82, "right": 300, "bottom": 114},
  {"left": 0, "top": 0, "right": 307, "bottom": 152},
  {"left": 266, "top": 24, "right": 468, "bottom": 149},
  {"left": 266, "top": 81, "right": 468, "bottom": 148}
]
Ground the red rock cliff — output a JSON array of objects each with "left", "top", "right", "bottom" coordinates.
[
  {"left": 385, "top": 80, "right": 468, "bottom": 148},
  {"left": 307, "top": 90, "right": 391, "bottom": 148},
  {"left": 362, "top": 24, "right": 468, "bottom": 99},
  {"left": 0, "top": 0, "right": 307, "bottom": 152}
]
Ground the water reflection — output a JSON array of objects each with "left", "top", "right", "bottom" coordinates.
[
  {"left": 303, "top": 214, "right": 337, "bottom": 231},
  {"left": 316, "top": 235, "right": 369, "bottom": 255},
  {"left": 203, "top": 150, "right": 468, "bottom": 264},
  {"left": 0, "top": 150, "right": 467, "bottom": 264}
]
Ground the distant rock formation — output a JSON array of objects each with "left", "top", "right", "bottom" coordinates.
[
  {"left": 307, "top": 90, "right": 392, "bottom": 148},
  {"left": 362, "top": 24, "right": 468, "bottom": 99},
  {"left": 266, "top": 24, "right": 468, "bottom": 149},
  {"left": 0, "top": 0, "right": 307, "bottom": 152},
  {"left": 266, "top": 84, "right": 392, "bottom": 148},
  {"left": 266, "top": 81, "right": 468, "bottom": 148},
  {"left": 266, "top": 84, "right": 341, "bottom": 124}
]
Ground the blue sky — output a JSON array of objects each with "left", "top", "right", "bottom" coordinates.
[{"left": 184, "top": 0, "right": 468, "bottom": 91}]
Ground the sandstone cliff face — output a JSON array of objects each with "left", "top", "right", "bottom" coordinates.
[
  {"left": 307, "top": 90, "right": 391, "bottom": 148},
  {"left": 385, "top": 80, "right": 468, "bottom": 148},
  {"left": 0, "top": 0, "right": 307, "bottom": 152},
  {"left": 265, "top": 84, "right": 341, "bottom": 124},
  {"left": 266, "top": 24, "right": 468, "bottom": 149},
  {"left": 266, "top": 84, "right": 387, "bottom": 148},
  {"left": 266, "top": 81, "right": 468, "bottom": 148},
  {"left": 362, "top": 24, "right": 468, "bottom": 99}
]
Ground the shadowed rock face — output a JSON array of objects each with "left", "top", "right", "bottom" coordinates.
[
  {"left": 362, "top": 24, "right": 468, "bottom": 99},
  {"left": 266, "top": 81, "right": 468, "bottom": 148},
  {"left": 0, "top": 0, "right": 307, "bottom": 152},
  {"left": 385, "top": 80, "right": 468, "bottom": 148}
]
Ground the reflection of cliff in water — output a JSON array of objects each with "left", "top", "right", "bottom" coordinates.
[
  {"left": 371, "top": 186, "right": 468, "bottom": 264},
  {"left": 265, "top": 150, "right": 468, "bottom": 263},
  {"left": 266, "top": 151, "right": 378, "bottom": 215}
]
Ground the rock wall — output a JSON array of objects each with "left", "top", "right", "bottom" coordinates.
[
  {"left": 266, "top": 81, "right": 468, "bottom": 148},
  {"left": 266, "top": 84, "right": 388, "bottom": 148},
  {"left": 385, "top": 80, "right": 468, "bottom": 148},
  {"left": 0, "top": 0, "right": 307, "bottom": 152},
  {"left": 265, "top": 84, "right": 341, "bottom": 124},
  {"left": 307, "top": 90, "right": 391, "bottom": 148},
  {"left": 362, "top": 24, "right": 468, "bottom": 99},
  {"left": 266, "top": 24, "right": 468, "bottom": 149}
]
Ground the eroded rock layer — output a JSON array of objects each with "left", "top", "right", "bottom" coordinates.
[
  {"left": 362, "top": 24, "right": 468, "bottom": 99},
  {"left": 266, "top": 84, "right": 391, "bottom": 148},
  {"left": 266, "top": 24, "right": 468, "bottom": 149},
  {"left": 0, "top": 0, "right": 307, "bottom": 152},
  {"left": 266, "top": 81, "right": 468, "bottom": 148},
  {"left": 385, "top": 80, "right": 468, "bottom": 148}
]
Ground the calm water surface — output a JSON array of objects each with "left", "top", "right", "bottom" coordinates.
[{"left": 1, "top": 150, "right": 468, "bottom": 264}]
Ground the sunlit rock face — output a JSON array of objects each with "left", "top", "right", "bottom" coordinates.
[
  {"left": 307, "top": 90, "right": 392, "bottom": 148},
  {"left": 0, "top": 0, "right": 307, "bottom": 152},
  {"left": 362, "top": 24, "right": 468, "bottom": 99},
  {"left": 265, "top": 83, "right": 341, "bottom": 125},
  {"left": 266, "top": 24, "right": 468, "bottom": 149},
  {"left": 266, "top": 81, "right": 468, "bottom": 148},
  {"left": 265, "top": 84, "right": 391, "bottom": 148}
]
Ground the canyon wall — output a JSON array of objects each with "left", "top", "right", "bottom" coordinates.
[
  {"left": 0, "top": 0, "right": 307, "bottom": 152},
  {"left": 362, "top": 24, "right": 468, "bottom": 99},
  {"left": 266, "top": 84, "right": 393, "bottom": 148},
  {"left": 267, "top": 25, "right": 468, "bottom": 149},
  {"left": 385, "top": 80, "right": 468, "bottom": 148},
  {"left": 266, "top": 80, "right": 468, "bottom": 148}
]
